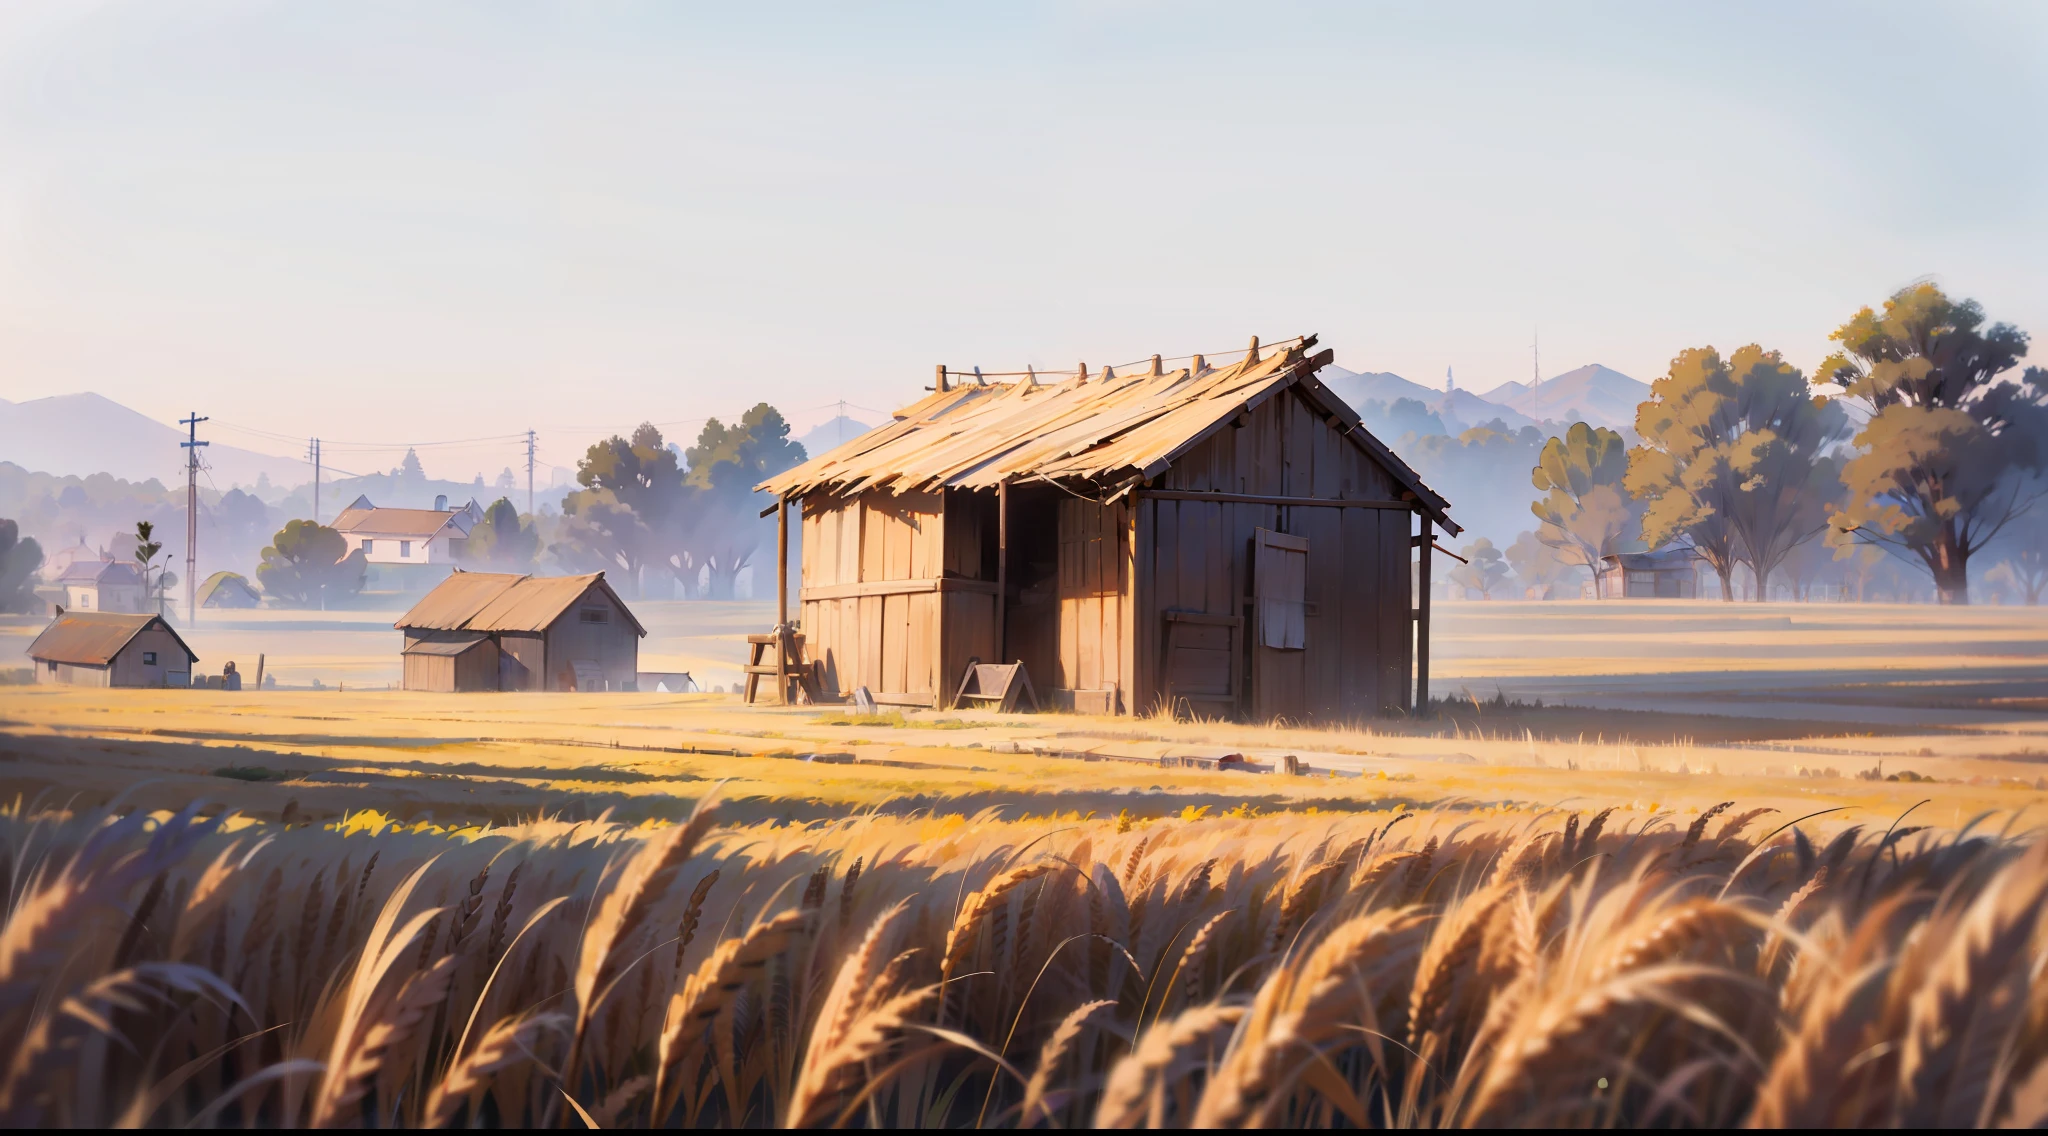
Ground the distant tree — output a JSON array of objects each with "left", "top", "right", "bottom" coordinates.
[
  {"left": 1359, "top": 397, "right": 1448, "bottom": 442},
  {"left": 1530, "top": 422, "right": 1641, "bottom": 589},
  {"left": 0, "top": 520, "right": 43, "bottom": 613},
  {"left": 1628, "top": 345, "right": 1851, "bottom": 601},
  {"left": 465, "top": 497, "right": 539, "bottom": 571},
  {"left": 133, "top": 520, "right": 165, "bottom": 614},
  {"left": 1505, "top": 530, "right": 1581, "bottom": 599},
  {"left": 556, "top": 424, "right": 685, "bottom": 596},
  {"left": 396, "top": 447, "right": 426, "bottom": 485},
  {"left": 1446, "top": 537, "right": 1510, "bottom": 598},
  {"left": 1984, "top": 508, "right": 2048, "bottom": 605},
  {"left": 256, "top": 520, "right": 366, "bottom": 608},
  {"left": 1823, "top": 283, "right": 2048, "bottom": 604},
  {"left": 677, "top": 404, "right": 807, "bottom": 599}
]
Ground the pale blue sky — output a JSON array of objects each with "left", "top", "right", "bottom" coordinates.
[{"left": 1, "top": 1, "right": 2042, "bottom": 481}]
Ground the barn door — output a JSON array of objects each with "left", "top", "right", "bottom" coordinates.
[{"left": 1252, "top": 527, "right": 1308, "bottom": 721}]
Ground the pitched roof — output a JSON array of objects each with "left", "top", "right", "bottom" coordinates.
[
  {"left": 28, "top": 612, "right": 196, "bottom": 667},
  {"left": 332, "top": 506, "right": 471, "bottom": 539},
  {"left": 195, "top": 571, "right": 262, "bottom": 607},
  {"left": 758, "top": 335, "right": 1457, "bottom": 532},
  {"left": 401, "top": 631, "right": 493, "bottom": 656},
  {"left": 57, "top": 559, "right": 144, "bottom": 585},
  {"left": 394, "top": 571, "right": 646, "bottom": 636}
]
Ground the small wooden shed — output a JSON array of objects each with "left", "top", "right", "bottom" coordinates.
[
  {"left": 757, "top": 335, "right": 1459, "bottom": 720},
  {"left": 1594, "top": 550, "right": 1700, "bottom": 599},
  {"left": 28, "top": 611, "right": 197, "bottom": 687},
  {"left": 395, "top": 571, "right": 645, "bottom": 692}
]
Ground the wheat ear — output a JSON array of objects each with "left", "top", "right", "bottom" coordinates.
[
  {"left": 1020, "top": 999, "right": 1117, "bottom": 1127},
  {"left": 652, "top": 909, "right": 807, "bottom": 1124},
  {"left": 1095, "top": 1003, "right": 1245, "bottom": 1127},
  {"left": 421, "top": 1010, "right": 566, "bottom": 1128},
  {"left": 943, "top": 864, "right": 1054, "bottom": 979}
]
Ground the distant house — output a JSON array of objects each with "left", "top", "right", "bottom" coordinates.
[
  {"left": 56, "top": 559, "right": 149, "bottom": 613},
  {"left": 394, "top": 570, "right": 645, "bottom": 692},
  {"left": 29, "top": 611, "right": 196, "bottom": 687},
  {"left": 1594, "top": 550, "right": 1700, "bottom": 599},
  {"left": 195, "top": 571, "right": 263, "bottom": 609},
  {"left": 333, "top": 495, "right": 482, "bottom": 587}
]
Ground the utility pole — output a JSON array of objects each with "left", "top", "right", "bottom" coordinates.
[
  {"left": 524, "top": 429, "right": 537, "bottom": 515},
  {"left": 1531, "top": 330, "right": 1541, "bottom": 420},
  {"left": 306, "top": 437, "right": 321, "bottom": 523},
  {"left": 180, "top": 413, "right": 209, "bottom": 624}
]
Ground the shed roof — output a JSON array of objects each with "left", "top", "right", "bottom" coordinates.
[
  {"left": 195, "top": 571, "right": 261, "bottom": 607},
  {"left": 401, "top": 631, "right": 493, "bottom": 657},
  {"left": 1601, "top": 549, "right": 1701, "bottom": 570},
  {"left": 333, "top": 506, "right": 470, "bottom": 539},
  {"left": 758, "top": 335, "right": 1456, "bottom": 532},
  {"left": 394, "top": 571, "right": 646, "bottom": 637},
  {"left": 28, "top": 612, "right": 196, "bottom": 667},
  {"left": 58, "top": 559, "right": 144, "bottom": 585}
]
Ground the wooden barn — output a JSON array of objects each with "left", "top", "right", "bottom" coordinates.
[
  {"left": 28, "top": 611, "right": 196, "bottom": 688},
  {"left": 1593, "top": 550, "right": 1701, "bottom": 599},
  {"left": 757, "top": 335, "right": 1459, "bottom": 721},
  {"left": 395, "top": 571, "right": 644, "bottom": 692}
]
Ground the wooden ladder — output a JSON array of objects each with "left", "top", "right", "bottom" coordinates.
[{"left": 744, "top": 627, "right": 818, "bottom": 705}]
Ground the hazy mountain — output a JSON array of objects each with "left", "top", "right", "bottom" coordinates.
[
  {"left": 1316, "top": 366, "right": 1537, "bottom": 435},
  {"left": 796, "top": 415, "right": 879, "bottom": 459},
  {"left": 1482, "top": 364, "right": 1648, "bottom": 434},
  {"left": 0, "top": 392, "right": 312, "bottom": 489}
]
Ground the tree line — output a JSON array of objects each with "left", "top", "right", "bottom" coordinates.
[
  {"left": 1444, "top": 283, "right": 2048, "bottom": 604},
  {"left": 239, "top": 404, "right": 808, "bottom": 607}
]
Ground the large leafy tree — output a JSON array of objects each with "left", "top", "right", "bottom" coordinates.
[
  {"left": 0, "top": 519, "right": 43, "bottom": 614},
  {"left": 678, "top": 404, "right": 807, "bottom": 600},
  {"left": 1530, "top": 422, "right": 1641, "bottom": 588},
  {"left": 464, "top": 497, "right": 539, "bottom": 571},
  {"left": 1627, "top": 346, "right": 1850, "bottom": 601},
  {"left": 556, "top": 424, "right": 686, "bottom": 596},
  {"left": 256, "top": 520, "right": 366, "bottom": 608},
  {"left": 1822, "top": 284, "right": 2048, "bottom": 604}
]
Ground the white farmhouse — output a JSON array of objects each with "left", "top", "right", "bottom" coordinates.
[{"left": 332, "top": 495, "right": 483, "bottom": 590}]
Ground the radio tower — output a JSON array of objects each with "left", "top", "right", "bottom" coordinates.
[{"left": 180, "top": 413, "right": 209, "bottom": 623}]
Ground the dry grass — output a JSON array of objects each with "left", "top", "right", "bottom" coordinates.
[{"left": 4, "top": 790, "right": 2048, "bottom": 1127}]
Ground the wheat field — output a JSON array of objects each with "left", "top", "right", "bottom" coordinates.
[
  {"left": 6, "top": 602, "right": 2048, "bottom": 1127},
  {"left": 6, "top": 788, "right": 2047, "bottom": 1127}
]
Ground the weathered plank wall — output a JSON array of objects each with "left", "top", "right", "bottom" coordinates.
[
  {"left": 1054, "top": 497, "right": 1134, "bottom": 712},
  {"left": 1136, "top": 386, "right": 1416, "bottom": 719},
  {"left": 799, "top": 489, "right": 947, "bottom": 703}
]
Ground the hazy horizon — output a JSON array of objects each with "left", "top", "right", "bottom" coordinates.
[{"left": 2, "top": 1, "right": 2043, "bottom": 483}]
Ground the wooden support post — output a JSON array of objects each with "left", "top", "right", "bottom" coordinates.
[
  {"left": 996, "top": 480, "right": 1009, "bottom": 663},
  {"left": 776, "top": 494, "right": 790, "bottom": 703},
  {"left": 1415, "top": 515, "right": 1432, "bottom": 713}
]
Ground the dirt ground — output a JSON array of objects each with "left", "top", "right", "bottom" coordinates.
[{"left": 3, "top": 599, "right": 2046, "bottom": 836}]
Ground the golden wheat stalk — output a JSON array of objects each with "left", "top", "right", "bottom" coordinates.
[
  {"left": 652, "top": 909, "right": 808, "bottom": 1124},
  {"left": 420, "top": 1010, "right": 565, "bottom": 1128},
  {"left": 1095, "top": 1003, "right": 1245, "bottom": 1127}
]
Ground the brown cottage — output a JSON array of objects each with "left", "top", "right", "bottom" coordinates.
[
  {"left": 395, "top": 571, "right": 645, "bottom": 692},
  {"left": 28, "top": 611, "right": 197, "bottom": 687},
  {"left": 758, "top": 335, "right": 1459, "bottom": 721}
]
